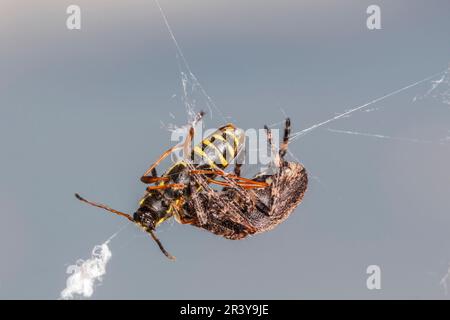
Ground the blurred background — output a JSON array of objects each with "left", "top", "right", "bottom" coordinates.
[{"left": 1, "top": 0, "right": 450, "bottom": 299}]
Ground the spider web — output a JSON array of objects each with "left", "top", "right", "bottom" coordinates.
[
  {"left": 413, "top": 66, "right": 450, "bottom": 106},
  {"left": 152, "top": 1, "right": 450, "bottom": 298},
  {"left": 289, "top": 66, "right": 450, "bottom": 145},
  {"left": 323, "top": 67, "right": 450, "bottom": 145},
  {"left": 61, "top": 1, "right": 450, "bottom": 299},
  {"left": 60, "top": 225, "right": 126, "bottom": 299}
]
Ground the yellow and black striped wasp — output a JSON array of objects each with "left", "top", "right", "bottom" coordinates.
[{"left": 75, "top": 112, "right": 271, "bottom": 260}]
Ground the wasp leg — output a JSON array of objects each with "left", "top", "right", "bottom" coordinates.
[
  {"left": 190, "top": 169, "right": 269, "bottom": 189},
  {"left": 173, "top": 184, "right": 204, "bottom": 226},
  {"left": 146, "top": 183, "right": 186, "bottom": 192},
  {"left": 141, "top": 176, "right": 170, "bottom": 184},
  {"left": 206, "top": 178, "right": 268, "bottom": 190},
  {"left": 140, "top": 112, "right": 204, "bottom": 183},
  {"left": 190, "top": 169, "right": 226, "bottom": 175},
  {"left": 183, "top": 127, "right": 194, "bottom": 160},
  {"left": 140, "top": 129, "right": 190, "bottom": 183},
  {"left": 176, "top": 214, "right": 197, "bottom": 225},
  {"left": 140, "top": 144, "right": 183, "bottom": 182},
  {"left": 183, "top": 111, "right": 205, "bottom": 158},
  {"left": 148, "top": 229, "right": 176, "bottom": 261}
]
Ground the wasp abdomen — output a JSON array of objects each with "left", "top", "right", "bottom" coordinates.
[{"left": 191, "top": 124, "right": 244, "bottom": 170}]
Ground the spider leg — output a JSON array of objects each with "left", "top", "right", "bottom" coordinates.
[
  {"left": 264, "top": 125, "right": 273, "bottom": 146},
  {"left": 264, "top": 124, "right": 281, "bottom": 168},
  {"left": 279, "top": 118, "right": 291, "bottom": 161}
]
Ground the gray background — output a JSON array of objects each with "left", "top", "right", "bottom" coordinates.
[{"left": 1, "top": 0, "right": 450, "bottom": 299}]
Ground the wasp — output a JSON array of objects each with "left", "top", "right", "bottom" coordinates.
[{"left": 76, "top": 115, "right": 308, "bottom": 260}]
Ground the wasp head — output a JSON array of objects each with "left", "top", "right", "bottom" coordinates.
[
  {"left": 75, "top": 192, "right": 175, "bottom": 260},
  {"left": 134, "top": 192, "right": 171, "bottom": 230}
]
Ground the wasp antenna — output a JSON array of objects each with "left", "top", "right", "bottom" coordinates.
[
  {"left": 74, "top": 193, "right": 134, "bottom": 223},
  {"left": 149, "top": 229, "right": 176, "bottom": 261}
]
